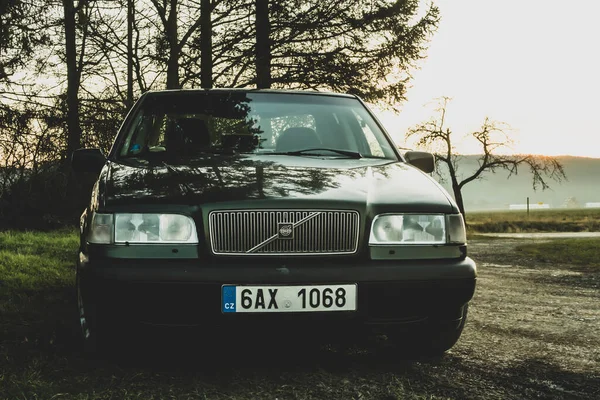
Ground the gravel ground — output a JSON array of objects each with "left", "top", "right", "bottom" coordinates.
[{"left": 453, "top": 238, "right": 600, "bottom": 399}]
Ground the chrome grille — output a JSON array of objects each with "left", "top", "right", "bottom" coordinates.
[{"left": 209, "top": 210, "right": 360, "bottom": 255}]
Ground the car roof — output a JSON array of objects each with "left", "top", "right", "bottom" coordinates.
[{"left": 142, "top": 88, "right": 358, "bottom": 99}]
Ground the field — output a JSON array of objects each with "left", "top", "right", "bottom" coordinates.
[
  {"left": 466, "top": 208, "right": 600, "bottom": 233},
  {"left": 1, "top": 210, "right": 599, "bottom": 399}
]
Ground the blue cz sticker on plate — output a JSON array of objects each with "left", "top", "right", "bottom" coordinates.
[{"left": 222, "top": 285, "right": 236, "bottom": 313}]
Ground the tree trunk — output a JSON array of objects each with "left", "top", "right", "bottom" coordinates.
[
  {"left": 126, "top": 0, "right": 134, "bottom": 107},
  {"left": 452, "top": 183, "right": 466, "bottom": 219},
  {"left": 165, "top": 0, "right": 180, "bottom": 89},
  {"left": 63, "top": 0, "right": 82, "bottom": 161},
  {"left": 200, "top": 0, "right": 212, "bottom": 88},
  {"left": 255, "top": 0, "right": 271, "bottom": 88}
]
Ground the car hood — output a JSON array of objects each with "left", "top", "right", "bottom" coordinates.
[{"left": 101, "top": 155, "right": 457, "bottom": 213}]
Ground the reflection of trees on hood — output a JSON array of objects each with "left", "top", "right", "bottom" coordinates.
[
  {"left": 202, "top": 157, "right": 350, "bottom": 200},
  {"left": 105, "top": 155, "right": 357, "bottom": 204}
]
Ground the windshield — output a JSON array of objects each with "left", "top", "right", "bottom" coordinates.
[{"left": 116, "top": 91, "right": 397, "bottom": 160}]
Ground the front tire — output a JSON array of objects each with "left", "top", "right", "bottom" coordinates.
[
  {"left": 77, "top": 273, "right": 100, "bottom": 354},
  {"left": 77, "top": 273, "right": 120, "bottom": 356}
]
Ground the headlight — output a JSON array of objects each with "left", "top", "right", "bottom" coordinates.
[
  {"left": 159, "top": 214, "right": 195, "bottom": 242},
  {"left": 87, "top": 212, "right": 113, "bottom": 244},
  {"left": 446, "top": 214, "right": 467, "bottom": 244},
  {"left": 87, "top": 212, "right": 198, "bottom": 244},
  {"left": 115, "top": 213, "right": 198, "bottom": 244},
  {"left": 369, "top": 214, "right": 466, "bottom": 245}
]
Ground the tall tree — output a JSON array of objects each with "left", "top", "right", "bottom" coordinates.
[
  {"left": 85, "top": 0, "right": 156, "bottom": 99},
  {"left": 0, "top": 0, "right": 49, "bottom": 84},
  {"left": 63, "top": 0, "right": 90, "bottom": 161},
  {"left": 127, "top": 0, "right": 134, "bottom": 107},
  {"left": 165, "top": 0, "right": 179, "bottom": 88},
  {"left": 255, "top": 0, "right": 270, "bottom": 88},
  {"left": 181, "top": 0, "right": 251, "bottom": 88},
  {"left": 276, "top": 0, "right": 440, "bottom": 103},
  {"left": 407, "top": 97, "right": 567, "bottom": 218},
  {"left": 200, "top": 0, "right": 212, "bottom": 88},
  {"left": 149, "top": 0, "right": 206, "bottom": 89},
  {"left": 210, "top": 0, "right": 439, "bottom": 103}
]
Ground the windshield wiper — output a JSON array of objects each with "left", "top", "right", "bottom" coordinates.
[
  {"left": 161, "top": 161, "right": 195, "bottom": 197},
  {"left": 269, "top": 148, "right": 363, "bottom": 159},
  {"left": 196, "top": 147, "right": 236, "bottom": 155}
]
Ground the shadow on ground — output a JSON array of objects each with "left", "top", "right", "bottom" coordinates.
[{"left": 4, "top": 321, "right": 590, "bottom": 400}]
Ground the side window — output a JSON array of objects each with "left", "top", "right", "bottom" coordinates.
[
  {"left": 120, "top": 115, "right": 142, "bottom": 156},
  {"left": 120, "top": 114, "right": 168, "bottom": 156}
]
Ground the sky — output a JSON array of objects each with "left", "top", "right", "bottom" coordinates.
[{"left": 376, "top": 0, "right": 600, "bottom": 158}]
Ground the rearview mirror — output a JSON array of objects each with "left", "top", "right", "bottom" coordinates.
[
  {"left": 404, "top": 151, "right": 435, "bottom": 173},
  {"left": 72, "top": 148, "right": 106, "bottom": 174}
]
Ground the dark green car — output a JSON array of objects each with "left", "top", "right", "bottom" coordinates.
[{"left": 73, "top": 89, "right": 476, "bottom": 355}]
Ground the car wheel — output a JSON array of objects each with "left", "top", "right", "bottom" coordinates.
[
  {"left": 77, "top": 274, "right": 99, "bottom": 354},
  {"left": 386, "top": 304, "right": 469, "bottom": 358},
  {"left": 77, "top": 274, "right": 118, "bottom": 356}
]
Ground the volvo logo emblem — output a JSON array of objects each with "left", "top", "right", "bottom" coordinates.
[
  {"left": 245, "top": 212, "right": 322, "bottom": 253},
  {"left": 278, "top": 223, "right": 294, "bottom": 239}
]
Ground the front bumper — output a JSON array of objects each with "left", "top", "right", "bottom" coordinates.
[{"left": 78, "top": 254, "right": 477, "bottom": 328}]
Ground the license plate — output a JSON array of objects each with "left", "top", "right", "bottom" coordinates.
[{"left": 222, "top": 284, "right": 357, "bottom": 313}]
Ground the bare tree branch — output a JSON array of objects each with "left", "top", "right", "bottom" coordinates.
[{"left": 406, "top": 97, "right": 567, "bottom": 219}]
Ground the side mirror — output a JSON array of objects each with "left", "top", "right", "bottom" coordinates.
[
  {"left": 404, "top": 151, "right": 435, "bottom": 173},
  {"left": 72, "top": 148, "right": 106, "bottom": 174}
]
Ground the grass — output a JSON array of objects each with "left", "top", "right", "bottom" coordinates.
[
  {"left": 0, "top": 229, "right": 77, "bottom": 300},
  {"left": 466, "top": 208, "right": 600, "bottom": 233},
  {"left": 0, "top": 230, "right": 78, "bottom": 369},
  {"left": 516, "top": 238, "right": 600, "bottom": 271}
]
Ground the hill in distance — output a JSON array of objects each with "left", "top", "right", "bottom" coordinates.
[{"left": 432, "top": 155, "right": 600, "bottom": 211}]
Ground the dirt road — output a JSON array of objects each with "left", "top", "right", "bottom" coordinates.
[{"left": 452, "top": 238, "right": 600, "bottom": 399}]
